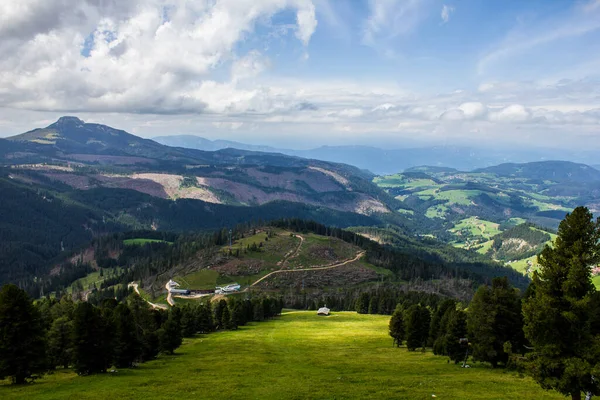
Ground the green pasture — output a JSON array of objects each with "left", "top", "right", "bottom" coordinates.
[
  {"left": 123, "top": 239, "right": 173, "bottom": 246},
  {"left": 1, "top": 311, "right": 563, "bottom": 400}
]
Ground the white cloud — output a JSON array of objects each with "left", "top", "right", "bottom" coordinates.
[
  {"left": 295, "top": 1, "right": 318, "bottom": 45},
  {"left": 362, "top": 0, "right": 429, "bottom": 46},
  {"left": 441, "top": 5, "right": 454, "bottom": 24},
  {"left": 458, "top": 102, "right": 486, "bottom": 119},
  {"left": 0, "top": 0, "right": 317, "bottom": 114},
  {"left": 489, "top": 104, "right": 530, "bottom": 122},
  {"left": 231, "top": 51, "right": 270, "bottom": 82}
]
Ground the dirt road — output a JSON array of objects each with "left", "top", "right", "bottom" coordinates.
[
  {"left": 165, "top": 281, "right": 175, "bottom": 306},
  {"left": 128, "top": 282, "right": 168, "bottom": 310},
  {"left": 250, "top": 251, "right": 366, "bottom": 287},
  {"left": 276, "top": 234, "right": 305, "bottom": 267}
]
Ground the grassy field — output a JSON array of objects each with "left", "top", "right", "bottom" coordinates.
[
  {"left": 175, "top": 269, "right": 220, "bottom": 290},
  {"left": 1, "top": 311, "right": 563, "bottom": 400},
  {"left": 286, "top": 234, "right": 357, "bottom": 269},
  {"left": 123, "top": 238, "right": 173, "bottom": 246}
]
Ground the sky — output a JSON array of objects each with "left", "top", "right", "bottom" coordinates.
[{"left": 0, "top": 0, "right": 599, "bottom": 150}]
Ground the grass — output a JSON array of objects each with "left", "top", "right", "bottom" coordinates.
[
  {"left": 506, "top": 255, "right": 539, "bottom": 274},
  {"left": 123, "top": 238, "right": 173, "bottom": 246},
  {"left": 226, "top": 230, "right": 299, "bottom": 266},
  {"left": 425, "top": 204, "right": 449, "bottom": 219},
  {"left": 286, "top": 234, "right": 357, "bottom": 269},
  {"left": 475, "top": 240, "right": 494, "bottom": 255},
  {"left": 0, "top": 311, "right": 563, "bottom": 400},
  {"left": 450, "top": 217, "right": 501, "bottom": 241},
  {"left": 593, "top": 276, "right": 600, "bottom": 290},
  {"left": 175, "top": 270, "right": 220, "bottom": 290}
]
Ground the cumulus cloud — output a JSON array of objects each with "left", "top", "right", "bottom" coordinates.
[
  {"left": 441, "top": 5, "right": 454, "bottom": 24},
  {"left": 0, "top": 1, "right": 599, "bottom": 150},
  {"left": 489, "top": 104, "right": 530, "bottom": 122},
  {"left": 0, "top": 0, "right": 317, "bottom": 114}
]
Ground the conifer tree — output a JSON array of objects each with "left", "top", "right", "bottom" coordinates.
[
  {"left": 158, "top": 308, "right": 182, "bottom": 355},
  {"left": 47, "top": 316, "right": 74, "bottom": 369},
  {"left": 428, "top": 299, "right": 456, "bottom": 347},
  {"left": 467, "top": 277, "right": 523, "bottom": 367},
  {"left": 405, "top": 304, "right": 431, "bottom": 351},
  {"left": 221, "top": 304, "right": 232, "bottom": 330},
  {"left": 72, "top": 302, "right": 112, "bottom": 375},
  {"left": 0, "top": 284, "right": 47, "bottom": 384},
  {"left": 112, "top": 304, "right": 139, "bottom": 368},
  {"left": 355, "top": 292, "right": 369, "bottom": 314},
  {"left": 523, "top": 207, "right": 600, "bottom": 400},
  {"left": 389, "top": 306, "right": 405, "bottom": 347},
  {"left": 444, "top": 310, "right": 468, "bottom": 364}
]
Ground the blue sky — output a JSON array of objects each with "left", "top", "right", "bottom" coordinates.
[{"left": 0, "top": 0, "right": 599, "bottom": 150}]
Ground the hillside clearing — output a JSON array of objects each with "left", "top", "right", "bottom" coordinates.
[{"left": 0, "top": 311, "right": 562, "bottom": 400}]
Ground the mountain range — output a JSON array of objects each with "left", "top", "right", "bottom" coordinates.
[
  {"left": 3, "top": 116, "right": 600, "bottom": 289},
  {"left": 153, "top": 134, "right": 600, "bottom": 175}
]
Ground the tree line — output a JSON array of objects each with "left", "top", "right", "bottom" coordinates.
[
  {"left": 0, "top": 285, "right": 282, "bottom": 384},
  {"left": 387, "top": 206, "right": 600, "bottom": 400}
]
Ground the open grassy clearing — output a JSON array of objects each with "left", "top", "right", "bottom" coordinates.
[
  {"left": 226, "top": 230, "right": 300, "bottom": 266},
  {"left": 66, "top": 269, "right": 125, "bottom": 294},
  {"left": 123, "top": 238, "right": 173, "bottom": 246},
  {"left": 175, "top": 269, "right": 220, "bottom": 290},
  {"left": 450, "top": 217, "right": 501, "bottom": 241},
  {"left": 286, "top": 234, "right": 357, "bottom": 269},
  {"left": 434, "top": 190, "right": 482, "bottom": 206},
  {"left": 593, "top": 275, "right": 600, "bottom": 290},
  {"left": 475, "top": 240, "right": 494, "bottom": 255},
  {"left": 372, "top": 174, "right": 440, "bottom": 189},
  {"left": 0, "top": 311, "right": 562, "bottom": 400},
  {"left": 506, "top": 255, "right": 539, "bottom": 274},
  {"left": 425, "top": 204, "right": 449, "bottom": 219}
]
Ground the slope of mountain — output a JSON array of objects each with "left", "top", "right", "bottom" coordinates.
[
  {"left": 374, "top": 160, "right": 600, "bottom": 246},
  {"left": 0, "top": 117, "right": 413, "bottom": 287},
  {"left": 2, "top": 117, "right": 397, "bottom": 216}
]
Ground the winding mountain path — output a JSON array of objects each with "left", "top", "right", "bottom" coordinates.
[
  {"left": 250, "top": 251, "right": 366, "bottom": 287},
  {"left": 128, "top": 282, "right": 168, "bottom": 310},
  {"left": 276, "top": 234, "right": 305, "bottom": 268},
  {"left": 165, "top": 281, "right": 175, "bottom": 306}
]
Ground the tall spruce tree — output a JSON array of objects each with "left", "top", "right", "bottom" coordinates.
[
  {"left": 72, "top": 302, "right": 112, "bottom": 375},
  {"left": 428, "top": 299, "right": 457, "bottom": 347},
  {"left": 0, "top": 284, "right": 47, "bottom": 384},
  {"left": 405, "top": 304, "right": 431, "bottom": 351},
  {"left": 467, "top": 277, "right": 524, "bottom": 368},
  {"left": 47, "top": 316, "right": 74, "bottom": 369},
  {"left": 444, "top": 310, "right": 468, "bottom": 364},
  {"left": 523, "top": 207, "right": 600, "bottom": 400},
  {"left": 389, "top": 306, "right": 405, "bottom": 347},
  {"left": 158, "top": 308, "right": 182, "bottom": 355},
  {"left": 112, "top": 304, "right": 139, "bottom": 368},
  {"left": 355, "top": 293, "right": 369, "bottom": 314}
]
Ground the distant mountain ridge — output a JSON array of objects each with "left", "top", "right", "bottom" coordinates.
[
  {"left": 474, "top": 161, "right": 600, "bottom": 183},
  {"left": 153, "top": 134, "right": 600, "bottom": 175},
  {"left": 1, "top": 116, "right": 401, "bottom": 218}
]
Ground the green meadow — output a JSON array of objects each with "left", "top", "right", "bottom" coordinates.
[
  {"left": 123, "top": 238, "right": 173, "bottom": 246},
  {"left": 1, "top": 311, "right": 562, "bottom": 400}
]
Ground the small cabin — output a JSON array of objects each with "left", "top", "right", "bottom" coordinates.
[{"left": 317, "top": 306, "right": 330, "bottom": 316}]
